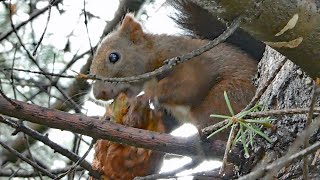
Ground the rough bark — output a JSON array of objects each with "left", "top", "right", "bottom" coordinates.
[
  {"left": 239, "top": 46, "right": 320, "bottom": 179},
  {"left": 0, "top": 96, "right": 241, "bottom": 160}
]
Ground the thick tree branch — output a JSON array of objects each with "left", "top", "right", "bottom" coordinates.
[{"left": 0, "top": 96, "right": 230, "bottom": 158}]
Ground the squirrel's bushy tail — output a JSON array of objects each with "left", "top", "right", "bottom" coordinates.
[{"left": 170, "top": 0, "right": 265, "bottom": 61}]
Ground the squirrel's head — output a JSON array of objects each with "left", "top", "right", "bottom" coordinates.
[{"left": 90, "top": 14, "right": 155, "bottom": 100}]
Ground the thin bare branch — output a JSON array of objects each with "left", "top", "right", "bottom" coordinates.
[
  {"left": 32, "top": 1, "right": 52, "bottom": 56},
  {"left": 0, "top": 0, "right": 147, "bottom": 165},
  {"left": 0, "top": 0, "right": 62, "bottom": 42},
  {"left": 0, "top": 167, "right": 84, "bottom": 178},
  {"left": 0, "top": 140, "right": 57, "bottom": 179},
  {"left": 90, "top": 15, "right": 242, "bottom": 83},
  {"left": 83, "top": 0, "right": 94, "bottom": 56},
  {"left": 3, "top": 15, "right": 242, "bottom": 84},
  {"left": 135, "top": 158, "right": 203, "bottom": 180},
  {"left": 303, "top": 82, "right": 320, "bottom": 179},
  {"left": 53, "top": 140, "right": 95, "bottom": 180},
  {"left": 246, "top": 107, "right": 320, "bottom": 118},
  {"left": 23, "top": 133, "right": 44, "bottom": 180},
  {"left": 239, "top": 141, "right": 320, "bottom": 180},
  {"left": 0, "top": 116, "right": 101, "bottom": 179},
  {"left": 0, "top": 89, "right": 19, "bottom": 107}
]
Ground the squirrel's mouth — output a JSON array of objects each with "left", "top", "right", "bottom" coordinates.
[{"left": 93, "top": 82, "right": 142, "bottom": 101}]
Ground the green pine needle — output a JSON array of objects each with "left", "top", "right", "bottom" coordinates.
[
  {"left": 240, "top": 122, "right": 272, "bottom": 143},
  {"left": 240, "top": 124, "right": 250, "bottom": 158},
  {"left": 224, "top": 91, "right": 235, "bottom": 116},
  {"left": 208, "top": 91, "right": 273, "bottom": 157},
  {"left": 207, "top": 121, "right": 233, "bottom": 139},
  {"left": 210, "top": 114, "right": 231, "bottom": 119}
]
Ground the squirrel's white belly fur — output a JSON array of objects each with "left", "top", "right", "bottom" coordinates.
[{"left": 164, "top": 104, "right": 194, "bottom": 123}]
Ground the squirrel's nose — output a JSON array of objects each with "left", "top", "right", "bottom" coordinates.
[{"left": 92, "top": 81, "right": 116, "bottom": 100}]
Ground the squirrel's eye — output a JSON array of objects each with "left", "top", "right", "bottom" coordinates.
[{"left": 109, "top": 52, "right": 120, "bottom": 64}]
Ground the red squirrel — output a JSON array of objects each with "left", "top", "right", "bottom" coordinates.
[{"left": 90, "top": 1, "right": 264, "bottom": 139}]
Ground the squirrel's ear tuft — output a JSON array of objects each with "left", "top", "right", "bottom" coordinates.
[{"left": 120, "top": 14, "right": 144, "bottom": 43}]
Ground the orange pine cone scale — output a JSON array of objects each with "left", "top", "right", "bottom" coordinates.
[{"left": 91, "top": 94, "right": 166, "bottom": 180}]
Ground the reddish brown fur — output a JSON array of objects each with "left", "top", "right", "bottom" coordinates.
[{"left": 90, "top": 14, "right": 257, "bottom": 138}]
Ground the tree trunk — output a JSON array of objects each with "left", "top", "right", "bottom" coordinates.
[{"left": 239, "top": 46, "right": 320, "bottom": 179}]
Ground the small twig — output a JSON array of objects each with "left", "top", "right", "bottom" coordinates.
[
  {"left": 55, "top": 85, "right": 83, "bottom": 112},
  {"left": 83, "top": 0, "right": 94, "bottom": 56},
  {"left": 2, "top": 68, "right": 78, "bottom": 79},
  {"left": 219, "top": 123, "right": 237, "bottom": 175},
  {"left": 7, "top": 168, "right": 23, "bottom": 179},
  {"left": 246, "top": 107, "right": 320, "bottom": 118},
  {"left": 1, "top": 69, "right": 83, "bottom": 113},
  {"left": 0, "top": 167, "right": 84, "bottom": 177},
  {"left": 3, "top": 48, "right": 90, "bottom": 90},
  {"left": 8, "top": 1, "right": 81, "bottom": 112},
  {"left": 239, "top": 141, "right": 320, "bottom": 180},
  {"left": 1, "top": 78, "right": 38, "bottom": 104},
  {"left": 0, "top": 117, "right": 101, "bottom": 179},
  {"left": 137, "top": 168, "right": 221, "bottom": 180},
  {"left": 77, "top": 170, "right": 86, "bottom": 180},
  {"left": 135, "top": 157, "right": 202, "bottom": 180},
  {"left": 94, "top": 15, "right": 242, "bottom": 83},
  {"left": 0, "top": 0, "right": 62, "bottom": 42},
  {"left": 48, "top": 53, "right": 56, "bottom": 108},
  {"left": 74, "top": 133, "right": 91, "bottom": 146},
  {"left": 23, "top": 133, "right": 44, "bottom": 180},
  {"left": 0, "top": 140, "right": 57, "bottom": 179},
  {"left": 8, "top": 0, "right": 47, "bottom": 75},
  {"left": 0, "top": 88, "right": 19, "bottom": 107},
  {"left": 10, "top": 43, "right": 17, "bottom": 99},
  {"left": 53, "top": 139, "right": 95, "bottom": 180},
  {"left": 69, "top": 133, "right": 82, "bottom": 179},
  {"left": 303, "top": 82, "right": 320, "bottom": 179},
  {"left": 2, "top": 15, "right": 243, "bottom": 84},
  {"left": 311, "top": 148, "right": 320, "bottom": 166},
  {"left": 32, "top": 0, "right": 52, "bottom": 56}
]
